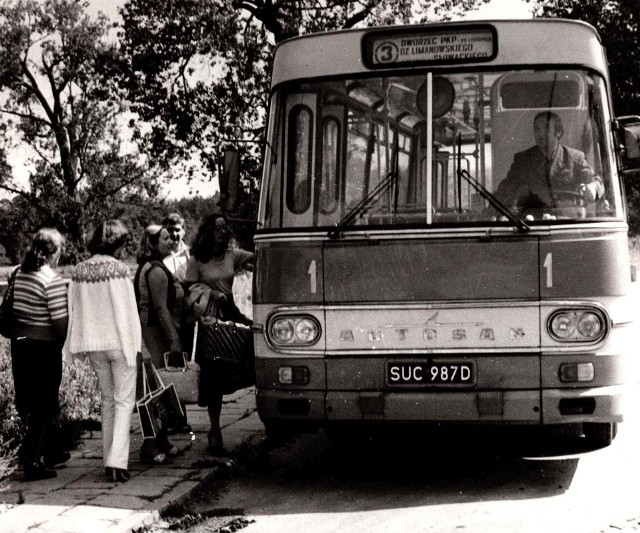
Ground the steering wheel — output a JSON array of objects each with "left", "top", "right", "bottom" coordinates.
[{"left": 551, "top": 189, "right": 587, "bottom": 207}]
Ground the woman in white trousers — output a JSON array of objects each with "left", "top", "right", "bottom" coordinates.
[{"left": 64, "top": 220, "right": 141, "bottom": 482}]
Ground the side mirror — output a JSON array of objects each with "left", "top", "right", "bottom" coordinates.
[
  {"left": 219, "top": 147, "right": 240, "bottom": 213},
  {"left": 615, "top": 116, "right": 640, "bottom": 175}
]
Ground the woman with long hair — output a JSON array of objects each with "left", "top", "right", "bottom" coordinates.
[
  {"left": 186, "top": 213, "right": 253, "bottom": 457},
  {"left": 11, "top": 228, "right": 69, "bottom": 481}
]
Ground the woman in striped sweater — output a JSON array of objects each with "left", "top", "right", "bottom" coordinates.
[{"left": 11, "top": 228, "right": 69, "bottom": 481}]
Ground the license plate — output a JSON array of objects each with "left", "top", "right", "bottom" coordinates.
[{"left": 386, "top": 360, "right": 476, "bottom": 387}]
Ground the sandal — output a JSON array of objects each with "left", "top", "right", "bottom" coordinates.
[
  {"left": 157, "top": 436, "right": 183, "bottom": 457},
  {"left": 139, "top": 449, "right": 169, "bottom": 465},
  {"left": 161, "top": 444, "right": 183, "bottom": 457}
]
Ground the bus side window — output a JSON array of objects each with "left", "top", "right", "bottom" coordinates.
[
  {"left": 282, "top": 93, "right": 318, "bottom": 228},
  {"left": 320, "top": 116, "right": 340, "bottom": 215},
  {"left": 286, "top": 104, "right": 314, "bottom": 214}
]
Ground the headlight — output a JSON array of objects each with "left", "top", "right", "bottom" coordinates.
[
  {"left": 547, "top": 308, "right": 607, "bottom": 343},
  {"left": 550, "top": 313, "right": 575, "bottom": 339},
  {"left": 577, "top": 312, "right": 603, "bottom": 338},
  {"left": 268, "top": 315, "right": 321, "bottom": 347}
]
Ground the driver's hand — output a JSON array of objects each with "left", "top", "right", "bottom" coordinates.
[{"left": 579, "top": 182, "right": 598, "bottom": 203}]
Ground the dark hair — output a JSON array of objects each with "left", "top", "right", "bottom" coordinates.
[
  {"left": 21, "top": 228, "right": 65, "bottom": 273},
  {"left": 534, "top": 111, "right": 564, "bottom": 137},
  {"left": 192, "top": 212, "right": 227, "bottom": 262},
  {"left": 162, "top": 213, "right": 185, "bottom": 228},
  {"left": 87, "top": 219, "right": 129, "bottom": 256},
  {"left": 136, "top": 224, "right": 165, "bottom": 264}
]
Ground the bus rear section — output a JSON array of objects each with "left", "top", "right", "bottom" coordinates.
[{"left": 251, "top": 20, "right": 640, "bottom": 446}]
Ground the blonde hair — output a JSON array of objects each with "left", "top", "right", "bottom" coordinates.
[
  {"left": 22, "top": 228, "right": 65, "bottom": 272},
  {"left": 136, "top": 224, "right": 164, "bottom": 264}
]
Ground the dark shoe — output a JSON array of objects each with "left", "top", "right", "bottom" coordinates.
[
  {"left": 44, "top": 450, "right": 71, "bottom": 468},
  {"left": 108, "top": 467, "right": 130, "bottom": 482},
  {"left": 24, "top": 461, "right": 57, "bottom": 482},
  {"left": 139, "top": 448, "right": 169, "bottom": 465},
  {"left": 167, "top": 424, "right": 192, "bottom": 435},
  {"left": 206, "top": 444, "right": 233, "bottom": 457},
  {"left": 160, "top": 442, "right": 183, "bottom": 457}
]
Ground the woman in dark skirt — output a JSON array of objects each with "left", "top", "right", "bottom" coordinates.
[{"left": 185, "top": 213, "right": 252, "bottom": 458}]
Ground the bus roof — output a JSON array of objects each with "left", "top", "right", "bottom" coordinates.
[{"left": 271, "top": 19, "right": 606, "bottom": 89}]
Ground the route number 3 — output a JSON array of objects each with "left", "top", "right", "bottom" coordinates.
[{"left": 543, "top": 252, "right": 553, "bottom": 288}]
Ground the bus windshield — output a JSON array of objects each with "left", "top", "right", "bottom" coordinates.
[{"left": 262, "top": 69, "right": 623, "bottom": 230}]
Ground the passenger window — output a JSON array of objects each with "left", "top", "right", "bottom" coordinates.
[
  {"left": 286, "top": 105, "right": 313, "bottom": 214},
  {"left": 320, "top": 117, "right": 340, "bottom": 214}
]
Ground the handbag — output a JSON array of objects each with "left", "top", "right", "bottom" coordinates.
[
  {"left": 195, "top": 311, "right": 256, "bottom": 395},
  {"left": 136, "top": 358, "right": 185, "bottom": 439},
  {"left": 156, "top": 350, "right": 200, "bottom": 405},
  {"left": 0, "top": 268, "right": 19, "bottom": 339}
]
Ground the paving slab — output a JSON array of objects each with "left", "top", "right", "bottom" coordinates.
[{"left": 0, "top": 387, "right": 262, "bottom": 533}]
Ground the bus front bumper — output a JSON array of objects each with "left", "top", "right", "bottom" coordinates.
[{"left": 256, "top": 384, "right": 629, "bottom": 425}]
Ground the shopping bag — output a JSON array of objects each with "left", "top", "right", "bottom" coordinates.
[
  {"left": 195, "top": 318, "right": 256, "bottom": 395},
  {"left": 156, "top": 351, "right": 200, "bottom": 404},
  {"left": 136, "top": 359, "right": 184, "bottom": 438},
  {"left": 0, "top": 268, "right": 18, "bottom": 339}
]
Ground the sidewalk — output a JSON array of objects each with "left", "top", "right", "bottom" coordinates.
[{"left": 0, "top": 388, "right": 263, "bottom": 533}]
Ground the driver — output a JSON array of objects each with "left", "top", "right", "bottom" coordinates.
[{"left": 494, "top": 111, "right": 604, "bottom": 210}]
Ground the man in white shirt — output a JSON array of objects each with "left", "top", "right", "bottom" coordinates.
[{"left": 162, "top": 213, "right": 190, "bottom": 282}]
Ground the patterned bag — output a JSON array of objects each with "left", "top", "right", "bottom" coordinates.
[
  {"left": 136, "top": 359, "right": 184, "bottom": 438},
  {"left": 0, "top": 268, "right": 19, "bottom": 339},
  {"left": 156, "top": 351, "right": 200, "bottom": 404}
]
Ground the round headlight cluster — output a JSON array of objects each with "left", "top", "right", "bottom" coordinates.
[
  {"left": 269, "top": 315, "right": 321, "bottom": 347},
  {"left": 548, "top": 309, "right": 606, "bottom": 343}
]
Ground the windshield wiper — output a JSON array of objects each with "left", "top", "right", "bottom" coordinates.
[
  {"left": 457, "top": 168, "right": 530, "bottom": 233},
  {"left": 329, "top": 170, "right": 399, "bottom": 238}
]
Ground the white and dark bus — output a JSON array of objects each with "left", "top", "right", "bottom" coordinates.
[{"left": 232, "top": 19, "right": 640, "bottom": 446}]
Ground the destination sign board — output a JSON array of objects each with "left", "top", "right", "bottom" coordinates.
[{"left": 362, "top": 25, "right": 497, "bottom": 69}]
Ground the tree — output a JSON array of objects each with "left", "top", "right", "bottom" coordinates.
[
  {"left": 530, "top": 0, "right": 640, "bottom": 232},
  {"left": 0, "top": 0, "right": 161, "bottom": 258},
  {"left": 531, "top": 0, "right": 640, "bottom": 117},
  {"left": 119, "top": 0, "right": 490, "bottom": 228}
]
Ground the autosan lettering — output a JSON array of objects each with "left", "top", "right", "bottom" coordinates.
[
  {"left": 479, "top": 328, "right": 495, "bottom": 340},
  {"left": 423, "top": 328, "right": 437, "bottom": 340},
  {"left": 340, "top": 330, "right": 354, "bottom": 342},
  {"left": 452, "top": 329, "right": 467, "bottom": 340}
]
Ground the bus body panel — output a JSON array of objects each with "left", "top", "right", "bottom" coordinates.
[
  {"left": 538, "top": 230, "right": 631, "bottom": 298},
  {"left": 323, "top": 238, "right": 538, "bottom": 302},
  {"left": 271, "top": 20, "right": 607, "bottom": 89}
]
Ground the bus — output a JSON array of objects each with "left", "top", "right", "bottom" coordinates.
[{"left": 232, "top": 19, "right": 640, "bottom": 447}]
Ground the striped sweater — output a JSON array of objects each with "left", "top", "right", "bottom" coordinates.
[{"left": 13, "top": 265, "right": 68, "bottom": 342}]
